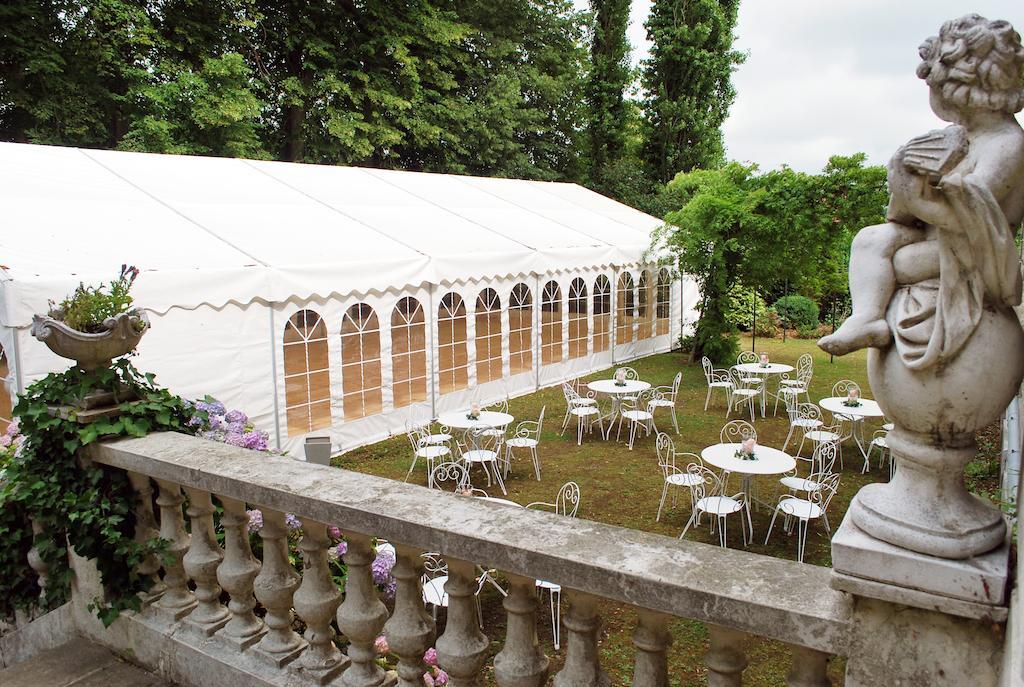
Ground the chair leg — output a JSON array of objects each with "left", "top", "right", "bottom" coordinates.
[
  {"left": 405, "top": 454, "right": 419, "bottom": 483},
  {"left": 492, "top": 461, "right": 507, "bottom": 496},
  {"left": 719, "top": 515, "right": 727, "bottom": 547},
  {"left": 782, "top": 425, "right": 795, "bottom": 453},
  {"left": 679, "top": 509, "right": 699, "bottom": 539},
  {"left": 628, "top": 421, "right": 636, "bottom": 450},
  {"left": 671, "top": 407, "right": 679, "bottom": 435},
  {"left": 577, "top": 415, "right": 584, "bottom": 446},
  {"left": 531, "top": 447, "right": 541, "bottom": 481},
  {"left": 797, "top": 518, "right": 808, "bottom": 563},
  {"left": 551, "top": 587, "right": 561, "bottom": 651},
  {"left": 765, "top": 507, "right": 781, "bottom": 545},
  {"left": 704, "top": 387, "right": 712, "bottom": 411},
  {"left": 657, "top": 482, "right": 669, "bottom": 522}
]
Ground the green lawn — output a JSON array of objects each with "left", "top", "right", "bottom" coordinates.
[{"left": 333, "top": 336, "right": 938, "bottom": 685}]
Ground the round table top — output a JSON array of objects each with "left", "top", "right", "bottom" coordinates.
[
  {"left": 588, "top": 379, "right": 652, "bottom": 395},
  {"left": 477, "top": 496, "right": 522, "bottom": 508},
  {"left": 819, "top": 396, "right": 884, "bottom": 418},
  {"left": 701, "top": 443, "right": 797, "bottom": 475},
  {"left": 437, "top": 410, "right": 515, "bottom": 430},
  {"left": 734, "top": 362, "right": 794, "bottom": 375}
]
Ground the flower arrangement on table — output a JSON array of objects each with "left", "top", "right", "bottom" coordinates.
[
  {"left": 466, "top": 402, "right": 481, "bottom": 421},
  {"left": 734, "top": 437, "right": 758, "bottom": 461},
  {"left": 759, "top": 353, "right": 770, "bottom": 368},
  {"left": 842, "top": 388, "right": 863, "bottom": 408},
  {"left": 614, "top": 368, "right": 627, "bottom": 387}
]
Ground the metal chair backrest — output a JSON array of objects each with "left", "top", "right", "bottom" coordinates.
[
  {"left": 554, "top": 481, "right": 581, "bottom": 518},
  {"left": 810, "top": 471, "right": 841, "bottom": 512},
  {"left": 464, "top": 426, "right": 501, "bottom": 455},
  {"left": 486, "top": 398, "right": 509, "bottom": 414},
  {"left": 737, "top": 351, "right": 758, "bottom": 366},
  {"left": 832, "top": 379, "right": 861, "bottom": 398},
  {"left": 702, "top": 356, "right": 715, "bottom": 382},
  {"left": 535, "top": 405, "right": 546, "bottom": 438},
  {"left": 721, "top": 420, "right": 756, "bottom": 444},
  {"left": 617, "top": 366, "right": 639, "bottom": 381},
  {"left": 812, "top": 439, "right": 838, "bottom": 474},
  {"left": 421, "top": 552, "right": 448, "bottom": 580},
  {"left": 429, "top": 461, "right": 470, "bottom": 491},
  {"left": 656, "top": 432, "right": 675, "bottom": 467}
]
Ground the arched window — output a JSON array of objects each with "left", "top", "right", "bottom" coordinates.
[
  {"left": 283, "top": 309, "right": 332, "bottom": 435},
  {"left": 438, "top": 293, "right": 468, "bottom": 394},
  {"left": 637, "top": 270, "right": 653, "bottom": 340},
  {"left": 340, "top": 303, "right": 382, "bottom": 419},
  {"left": 0, "top": 344, "right": 11, "bottom": 433},
  {"left": 593, "top": 276, "right": 611, "bottom": 353},
  {"left": 568, "top": 278, "right": 588, "bottom": 359},
  {"left": 509, "top": 283, "right": 533, "bottom": 375},
  {"left": 475, "top": 288, "right": 503, "bottom": 384},
  {"left": 616, "top": 273, "right": 635, "bottom": 345},
  {"left": 392, "top": 297, "right": 427, "bottom": 409},
  {"left": 541, "top": 280, "right": 563, "bottom": 366},
  {"left": 656, "top": 268, "right": 672, "bottom": 336}
]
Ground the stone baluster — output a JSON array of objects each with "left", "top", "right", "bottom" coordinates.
[
  {"left": 786, "top": 646, "right": 831, "bottom": 687},
  {"left": 381, "top": 545, "right": 435, "bottom": 687},
  {"left": 552, "top": 590, "right": 609, "bottom": 687},
  {"left": 254, "top": 508, "right": 306, "bottom": 667},
  {"left": 705, "top": 624, "right": 748, "bottom": 687},
  {"left": 293, "top": 519, "right": 346, "bottom": 683},
  {"left": 435, "top": 558, "right": 489, "bottom": 687},
  {"left": 493, "top": 573, "right": 549, "bottom": 687},
  {"left": 182, "top": 488, "right": 229, "bottom": 635},
  {"left": 153, "top": 479, "right": 196, "bottom": 619},
  {"left": 631, "top": 609, "right": 672, "bottom": 687},
  {"left": 127, "top": 471, "right": 164, "bottom": 600},
  {"left": 338, "top": 532, "right": 396, "bottom": 687},
  {"left": 216, "top": 496, "right": 264, "bottom": 648},
  {"left": 26, "top": 518, "right": 49, "bottom": 600}
]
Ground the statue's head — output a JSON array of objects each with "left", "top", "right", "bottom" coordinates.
[{"left": 917, "top": 15, "right": 1024, "bottom": 121}]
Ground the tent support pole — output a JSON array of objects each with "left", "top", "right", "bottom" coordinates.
[
  {"left": 11, "top": 327, "right": 25, "bottom": 394},
  {"left": 534, "top": 274, "right": 541, "bottom": 393},
  {"left": 268, "top": 306, "right": 282, "bottom": 452},
  {"left": 428, "top": 283, "right": 438, "bottom": 419}
]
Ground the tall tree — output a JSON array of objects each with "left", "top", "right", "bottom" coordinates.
[
  {"left": 641, "top": 0, "right": 744, "bottom": 182},
  {"left": 585, "top": 0, "right": 631, "bottom": 189}
]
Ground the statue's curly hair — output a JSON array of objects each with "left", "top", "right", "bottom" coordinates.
[{"left": 917, "top": 14, "right": 1024, "bottom": 114}]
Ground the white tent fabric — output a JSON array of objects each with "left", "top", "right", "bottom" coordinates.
[{"left": 0, "top": 142, "right": 698, "bottom": 455}]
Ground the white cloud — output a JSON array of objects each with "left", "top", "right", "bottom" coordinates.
[{"left": 596, "top": 0, "right": 1021, "bottom": 173}]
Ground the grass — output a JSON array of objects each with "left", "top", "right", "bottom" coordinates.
[{"left": 335, "top": 335, "right": 997, "bottom": 685}]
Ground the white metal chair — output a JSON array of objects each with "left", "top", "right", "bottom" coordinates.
[
  {"left": 679, "top": 464, "right": 752, "bottom": 548},
  {"left": 504, "top": 406, "right": 545, "bottom": 480},
  {"left": 764, "top": 472, "right": 841, "bottom": 562},
  {"left": 720, "top": 419, "right": 756, "bottom": 445},
  {"left": 420, "top": 552, "right": 492, "bottom": 627},
  {"left": 655, "top": 433, "right": 704, "bottom": 522},
  {"left": 568, "top": 378, "right": 599, "bottom": 409},
  {"left": 774, "top": 363, "right": 812, "bottom": 415},
  {"left": 459, "top": 426, "right": 507, "bottom": 495},
  {"left": 867, "top": 428, "right": 891, "bottom": 476},
  {"left": 727, "top": 368, "right": 761, "bottom": 422},
  {"left": 406, "top": 425, "right": 452, "bottom": 487},
  {"left": 428, "top": 460, "right": 471, "bottom": 493},
  {"left": 648, "top": 371, "right": 682, "bottom": 435},
  {"left": 701, "top": 356, "right": 734, "bottom": 413},
  {"left": 616, "top": 390, "right": 655, "bottom": 450},
  {"left": 481, "top": 398, "right": 510, "bottom": 440},
  {"left": 780, "top": 440, "right": 837, "bottom": 496},
  {"left": 781, "top": 353, "right": 813, "bottom": 387},
  {"left": 561, "top": 382, "right": 604, "bottom": 446},
  {"left": 734, "top": 351, "right": 762, "bottom": 383},
  {"left": 528, "top": 482, "right": 580, "bottom": 650},
  {"left": 782, "top": 399, "right": 822, "bottom": 453},
  {"left": 407, "top": 417, "right": 454, "bottom": 448}
]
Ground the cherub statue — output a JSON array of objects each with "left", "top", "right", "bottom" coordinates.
[
  {"left": 824, "top": 15, "right": 1024, "bottom": 559},
  {"left": 819, "top": 14, "right": 1024, "bottom": 368}
]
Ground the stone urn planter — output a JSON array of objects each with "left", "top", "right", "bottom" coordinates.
[{"left": 31, "top": 309, "right": 149, "bottom": 371}]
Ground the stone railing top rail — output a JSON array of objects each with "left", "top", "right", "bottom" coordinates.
[{"left": 86, "top": 432, "right": 851, "bottom": 654}]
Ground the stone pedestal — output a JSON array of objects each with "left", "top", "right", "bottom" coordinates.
[{"left": 832, "top": 511, "right": 1010, "bottom": 685}]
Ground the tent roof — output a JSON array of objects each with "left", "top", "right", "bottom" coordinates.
[{"left": 0, "top": 142, "right": 662, "bottom": 327}]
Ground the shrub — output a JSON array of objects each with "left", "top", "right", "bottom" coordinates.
[
  {"left": 49, "top": 265, "right": 140, "bottom": 333},
  {"left": 795, "top": 323, "right": 822, "bottom": 339},
  {"left": 754, "top": 308, "right": 781, "bottom": 338},
  {"left": 773, "top": 295, "right": 819, "bottom": 331},
  {"left": 725, "top": 285, "right": 767, "bottom": 332}
]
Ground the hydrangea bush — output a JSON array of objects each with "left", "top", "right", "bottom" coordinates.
[{"left": 188, "top": 397, "right": 270, "bottom": 451}]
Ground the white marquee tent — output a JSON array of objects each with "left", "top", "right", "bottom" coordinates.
[{"left": 0, "top": 142, "right": 698, "bottom": 454}]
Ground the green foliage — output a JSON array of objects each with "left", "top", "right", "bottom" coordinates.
[
  {"left": 754, "top": 308, "right": 781, "bottom": 338},
  {"left": 773, "top": 295, "right": 819, "bottom": 330},
  {"left": 724, "top": 284, "right": 767, "bottom": 332},
  {"left": 586, "top": 0, "right": 632, "bottom": 187},
  {"left": 0, "top": 360, "right": 198, "bottom": 624},
  {"left": 51, "top": 265, "right": 140, "bottom": 333},
  {"left": 640, "top": 0, "right": 745, "bottom": 182}
]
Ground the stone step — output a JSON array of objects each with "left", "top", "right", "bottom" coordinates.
[{"left": 0, "top": 637, "right": 173, "bottom": 686}]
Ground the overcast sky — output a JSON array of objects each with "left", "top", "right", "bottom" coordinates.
[{"left": 608, "top": 0, "right": 1021, "bottom": 173}]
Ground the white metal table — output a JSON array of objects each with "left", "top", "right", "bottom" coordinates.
[
  {"left": 437, "top": 410, "right": 515, "bottom": 431},
  {"left": 701, "top": 442, "right": 797, "bottom": 513},
  {"left": 476, "top": 496, "right": 522, "bottom": 508},
  {"left": 734, "top": 362, "right": 794, "bottom": 417},
  {"left": 819, "top": 397, "right": 885, "bottom": 461},
  {"left": 587, "top": 379, "right": 652, "bottom": 438}
]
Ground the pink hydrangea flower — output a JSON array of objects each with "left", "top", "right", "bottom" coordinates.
[
  {"left": 423, "top": 648, "right": 438, "bottom": 667},
  {"left": 433, "top": 669, "right": 448, "bottom": 686},
  {"left": 374, "top": 635, "right": 389, "bottom": 655},
  {"left": 423, "top": 674, "right": 435, "bottom": 687},
  {"left": 328, "top": 525, "right": 342, "bottom": 540}
]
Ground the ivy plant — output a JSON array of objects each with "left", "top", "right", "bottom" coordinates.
[{"left": 0, "top": 358, "right": 200, "bottom": 626}]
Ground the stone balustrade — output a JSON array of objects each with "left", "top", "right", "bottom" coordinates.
[{"left": 68, "top": 431, "right": 851, "bottom": 686}]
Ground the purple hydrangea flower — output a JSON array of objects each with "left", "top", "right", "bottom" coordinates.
[
  {"left": 382, "top": 580, "right": 397, "bottom": 600},
  {"left": 0, "top": 435, "right": 10, "bottom": 449},
  {"left": 225, "top": 409, "right": 248, "bottom": 424},
  {"left": 226, "top": 420, "right": 246, "bottom": 435},
  {"left": 335, "top": 541, "right": 348, "bottom": 558},
  {"left": 246, "top": 509, "right": 264, "bottom": 533},
  {"left": 224, "top": 431, "right": 247, "bottom": 447},
  {"left": 371, "top": 548, "right": 396, "bottom": 586},
  {"left": 242, "top": 431, "right": 268, "bottom": 451},
  {"left": 433, "top": 669, "right": 448, "bottom": 686},
  {"left": 423, "top": 648, "right": 438, "bottom": 667},
  {"left": 285, "top": 513, "right": 302, "bottom": 530},
  {"left": 195, "top": 400, "right": 226, "bottom": 416},
  {"left": 6, "top": 420, "right": 18, "bottom": 436}
]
